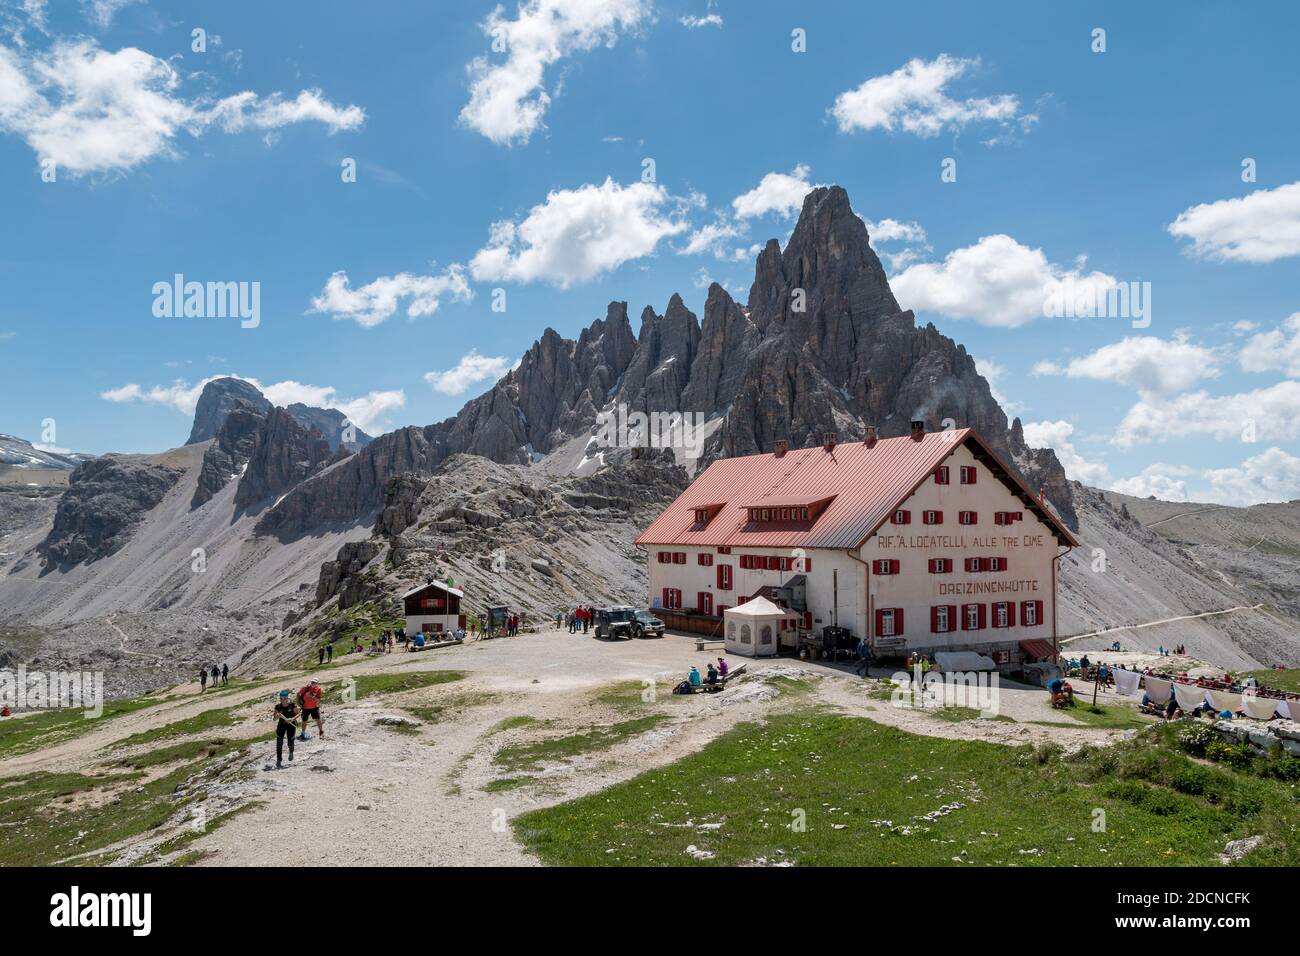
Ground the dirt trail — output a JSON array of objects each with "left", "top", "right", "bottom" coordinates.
[
  {"left": 1059, "top": 604, "right": 1265, "bottom": 645},
  {"left": 0, "top": 630, "right": 1148, "bottom": 866}
]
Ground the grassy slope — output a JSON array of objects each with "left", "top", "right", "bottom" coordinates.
[{"left": 515, "top": 713, "right": 1300, "bottom": 867}]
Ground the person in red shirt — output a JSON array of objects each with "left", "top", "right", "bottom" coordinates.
[{"left": 296, "top": 679, "right": 325, "bottom": 741}]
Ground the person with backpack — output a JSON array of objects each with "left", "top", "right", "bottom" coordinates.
[
  {"left": 199, "top": 667, "right": 208, "bottom": 692},
  {"left": 297, "top": 679, "right": 325, "bottom": 741},
  {"left": 221, "top": 663, "right": 229, "bottom": 686},
  {"left": 273, "top": 690, "right": 299, "bottom": 769}
]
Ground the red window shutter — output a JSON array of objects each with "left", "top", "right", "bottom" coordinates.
[
  {"left": 928, "top": 558, "right": 936, "bottom": 573},
  {"left": 934, "top": 510, "right": 943, "bottom": 524},
  {"left": 874, "top": 608, "right": 883, "bottom": 635},
  {"left": 968, "top": 467, "right": 977, "bottom": 484},
  {"left": 661, "top": 588, "right": 669, "bottom": 607},
  {"left": 895, "top": 608, "right": 904, "bottom": 635},
  {"left": 948, "top": 605, "right": 958, "bottom": 631},
  {"left": 930, "top": 606, "right": 939, "bottom": 633},
  {"left": 1016, "top": 511, "right": 1024, "bottom": 521},
  {"left": 804, "top": 558, "right": 811, "bottom": 572},
  {"left": 716, "top": 565, "right": 723, "bottom": 588},
  {"left": 1036, "top": 600, "right": 1045, "bottom": 624},
  {"left": 978, "top": 604, "right": 988, "bottom": 629},
  {"left": 1008, "top": 601, "right": 1017, "bottom": 627},
  {"left": 903, "top": 510, "right": 911, "bottom": 524},
  {"left": 767, "top": 556, "right": 779, "bottom": 570},
  {"left": 890, "top": 559, "right": 900, "bottom": 574},
  {"left": 935, "top": 466, "right": 949, "bottom": 484}
]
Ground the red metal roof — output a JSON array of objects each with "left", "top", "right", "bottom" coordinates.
[
  {"left": 1019, "top": 639, "right": 1057, "bottom": 661},
  {"left": 634, "top": 429, "right": 1076, "bottom": 550}
]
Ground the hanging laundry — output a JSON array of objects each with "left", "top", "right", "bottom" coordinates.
[
  {"left": 1143, "top": 676, "right": 1173, "bottom": 703},
  {"left": 1208, "top": 689, "right": 1242, "bottom": 714},
  {"left": 1174, "top": 683, "right": 1208, "bottom": 711},
  {"left": 1241, "top": 694, "right": 1280, "bottom": 720},
  {"left": 1113, "top": 669, "right": 1141, "bottom": 696},
  {"left": 1279, "top": 701, "right": 1295, "bottom": 720}
]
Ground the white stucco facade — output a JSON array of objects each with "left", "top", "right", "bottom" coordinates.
[{"left": 645, "top": 441, "right": 1066, "bottom": 670}]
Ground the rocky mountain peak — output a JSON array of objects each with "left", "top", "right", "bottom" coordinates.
[{"left": 187, "top": 378, "right": 271, "bottom": 444}]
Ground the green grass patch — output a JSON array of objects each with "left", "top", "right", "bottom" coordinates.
[
  {"left": 117, "top": 707, "right": 241, "bottom": 748},
  {"left": 495, "top": 715, "right": 668, "bottom": 774},
  {"left": 1239, "top": 669, "right": 1300, "bottom": 695},
  {"left": 483, "top": 777, "right": 531, "bottom": 793},
  {"left": 928, "top": 706, "right": 1013, "bottom": 723},
  {"left": 328, "top": 669, "right": 464, "bottom": 703},
  {"left": 1044, "top": 701, "right": 1154, "bottom": 730},
  {"left": 0, "top": 695, "right": 170, "bottom": 759},
  {"left": 514, "top": 713, "right": 1300, "bottom": 867},
  {"left": 487, "top": 715, "right": 547, "bottom": 735},
  {"left": 401, "top": 690, "right": 499, "bottom": 725}
]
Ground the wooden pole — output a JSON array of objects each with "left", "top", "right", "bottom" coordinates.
[{"left": 1092, "top": 669, "right": 1100, "bottom": 708}]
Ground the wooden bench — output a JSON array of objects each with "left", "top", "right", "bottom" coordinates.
[{"left": 685, "top": 663, "right": 748, "bottom": 693}]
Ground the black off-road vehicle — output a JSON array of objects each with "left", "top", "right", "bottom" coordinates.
[{"left": 593, "top": 606, "right": 637, "bottom": 640}]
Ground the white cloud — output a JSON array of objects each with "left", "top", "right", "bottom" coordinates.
[
  {"left": 865, "top": 217, "right": 926, "bottom": 245},
  {"left": 679, "top": 13, "right": 722, "bottom": 28},
  {"left": 309, "top": 265, "right": 473, "bottom": 328},
  {"left": 677, "top": 219, "right": 741, "bottom": 257},
  {"left": 423, "top": 350, "right": 517, "bottom": 396},
  {"left": 830, "top": 54, "right": 1035, "bottom": 139},
  {"left": 890, "top": 234, "right": 1117, "bottom": 327},
  {"left": 1110, "top": 465, "right": 1192, "bottom": 502},
  {"left": 83, "top": 0, "right": 141, "bottom": 29},
  {"left": 731, "top": 164, "right": 818, "bottom": 219},
  {"left": 101, "top": 375, "right": 405, "bottom": 434},
  {"left": 1239, "top": 312, "right": 1300, "bottom": 377},
  {"left": 0, "top": 39, "right": 363, "bottom": 176},
  {"left": 1021, "top": 419, "right": 1111, "bottom": 485},
  {"left": 1112, "top": 380, "right": 1300, "bottom": 448},
  {"left": 1202, "top": 447, "right": 1300, "bottom": 506},
  {"left": 459, "top": 0, "right": 650, "bottom": 147},
  {"left": 1032, "top": 335, "right": 1220, "bottom": 394},
  {"left": 469, "top": 178, "right": 688, "bottom": 287},
  {"left": 1167, "top": 181, "right": 1300, "bottom": 264}
]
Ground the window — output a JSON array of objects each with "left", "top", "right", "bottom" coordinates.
[
  {"left": 876, "top": 608, "right": 904, "bottom": 637},
  {"left": 873, "top": 559, "right": 900, "bottom": 575},
  {"left": 892, "top": 509, "right": 911, "bottom": 525},
  {"left": 934, "top": 465, "right": 950, "bottom": 485},
  {"left": 693, "top": 508, "right": 713, "bottom": 525},
  {"left": 780, "top": 508, "right": 790, "bottom": 521},
  {"left": 965, "top": 557, "right": 984, "bottom": 573},
  {"left": 962, "top": 603, "right": 986, "bottom": 631},
  {"left": 697, "top": 553, "right": 713, "bottom": 566},
  {"left": 928, "top": 558, "right": 952, "bottom": 574},
  {"left": 662, "top": 588, "right": 682, "bottom": 610},
  {"left": 931, "top": 605, "right": 957, "bottom": 633},
  {"left": 1020, "top": 600, "right": 1043, "bottom": 627},
  {"left": 988, "top": 557, "right": 1006, "bottom": 572},
  {"left": 762, "top": 509, "right": 771, "bottom": 521},
  {"left": 716, "top": 546, "right": 732, "bottom": 554},
  {"left": 657, "top": 551, "right": 670, "bottom": 563},
  {"left": 958, "top": 511, "right": 978, "bottom": 525},
  {"left": 740, "top": 624, "right": 752, "bottom": 644},
  {"left": 726, "top": 620, "right": 736, "bottom": 640},
  {"left": 698, "top": 592, "right": 713, "bottom": 616},
  {"left": 673, "top": 552, "right": 686, "bottom": 564},
  {"left": 960, "top": 465, "right": 977, "bottom": 485},
  {"left": 995, "top": 510, "right": 1024, "bottom": 525},
  {"left": 992, "top": 601, "right": 1014, "bottom": 628},
  {"left": 800, "top": 507, "right": 809, "bottom": 521},
  {"left": 923, "top": 510, "right": 943, "bottom": 525},
  {"left": 716, "top": 564, "right": 733, "bottom": 591},
  {"left": 760, "top": 625, "right": 773, "bottom": 646}
]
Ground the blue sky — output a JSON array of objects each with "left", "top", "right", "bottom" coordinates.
[{"left": 2, "top": 0, "right": 1299, "bottom": 505}]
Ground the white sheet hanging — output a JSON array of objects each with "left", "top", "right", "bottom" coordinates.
[
  {"left": 1143, "top": 676, "right": 1173, "bottom": 704},
  {"left": 1113, "top": 669, "right": 1141, "bottom": 696},
  {"left": 1240, "top": 694, "right": 1279, "bottom": 720},
  {"left": 1208, "top": 689, "right": 1243, "bottom": 714},
  {"left": 1174, "top": 683, "right": 1209, "bottom": 711}
]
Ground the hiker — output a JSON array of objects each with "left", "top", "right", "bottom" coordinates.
[
  {"left": 273, "top": 691, "right": 299, "bottom": 769},
  {"left": 297, "top": 679, "right": 325, "bottom": 741},
  {"left": 326, "top": 643, "right": 334, "bottom": 662},
  {"left": 854, "top": 637, "right": 871, "bottom": 676},
  {"left": 221, "top": 663, "right": 229, "bottom": 686},
  {"left": 705, "top": 662, "right": 718, "bottom": 686},
  {"left": 318, "top": 647, "right": 326, "bottom": 666},
  {"left": 717, "top": 657, "right": 729, "bottom": 679},
  {"left": 688, "top": 666, "right": 702, "bottom": 688},
  {"left": 199, "top": 667, "right": 208, "bottom": 692}
]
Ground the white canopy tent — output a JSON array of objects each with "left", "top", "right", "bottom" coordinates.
[{"left": 724, "top": 596, "right": 798, "bottom": 658}]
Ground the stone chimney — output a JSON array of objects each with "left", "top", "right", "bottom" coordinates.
[
  {"left": 910, "top": 420, "right": 926, "bottom": 441},
  {"left": 864, "top": 425, "right": 878, "bottom": 447},
  {"left": 822, "top": 431, "right": 837, "bottom": 451},
  {"left": 774, "top": 438, "right": 789, "bottom": 458}
]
